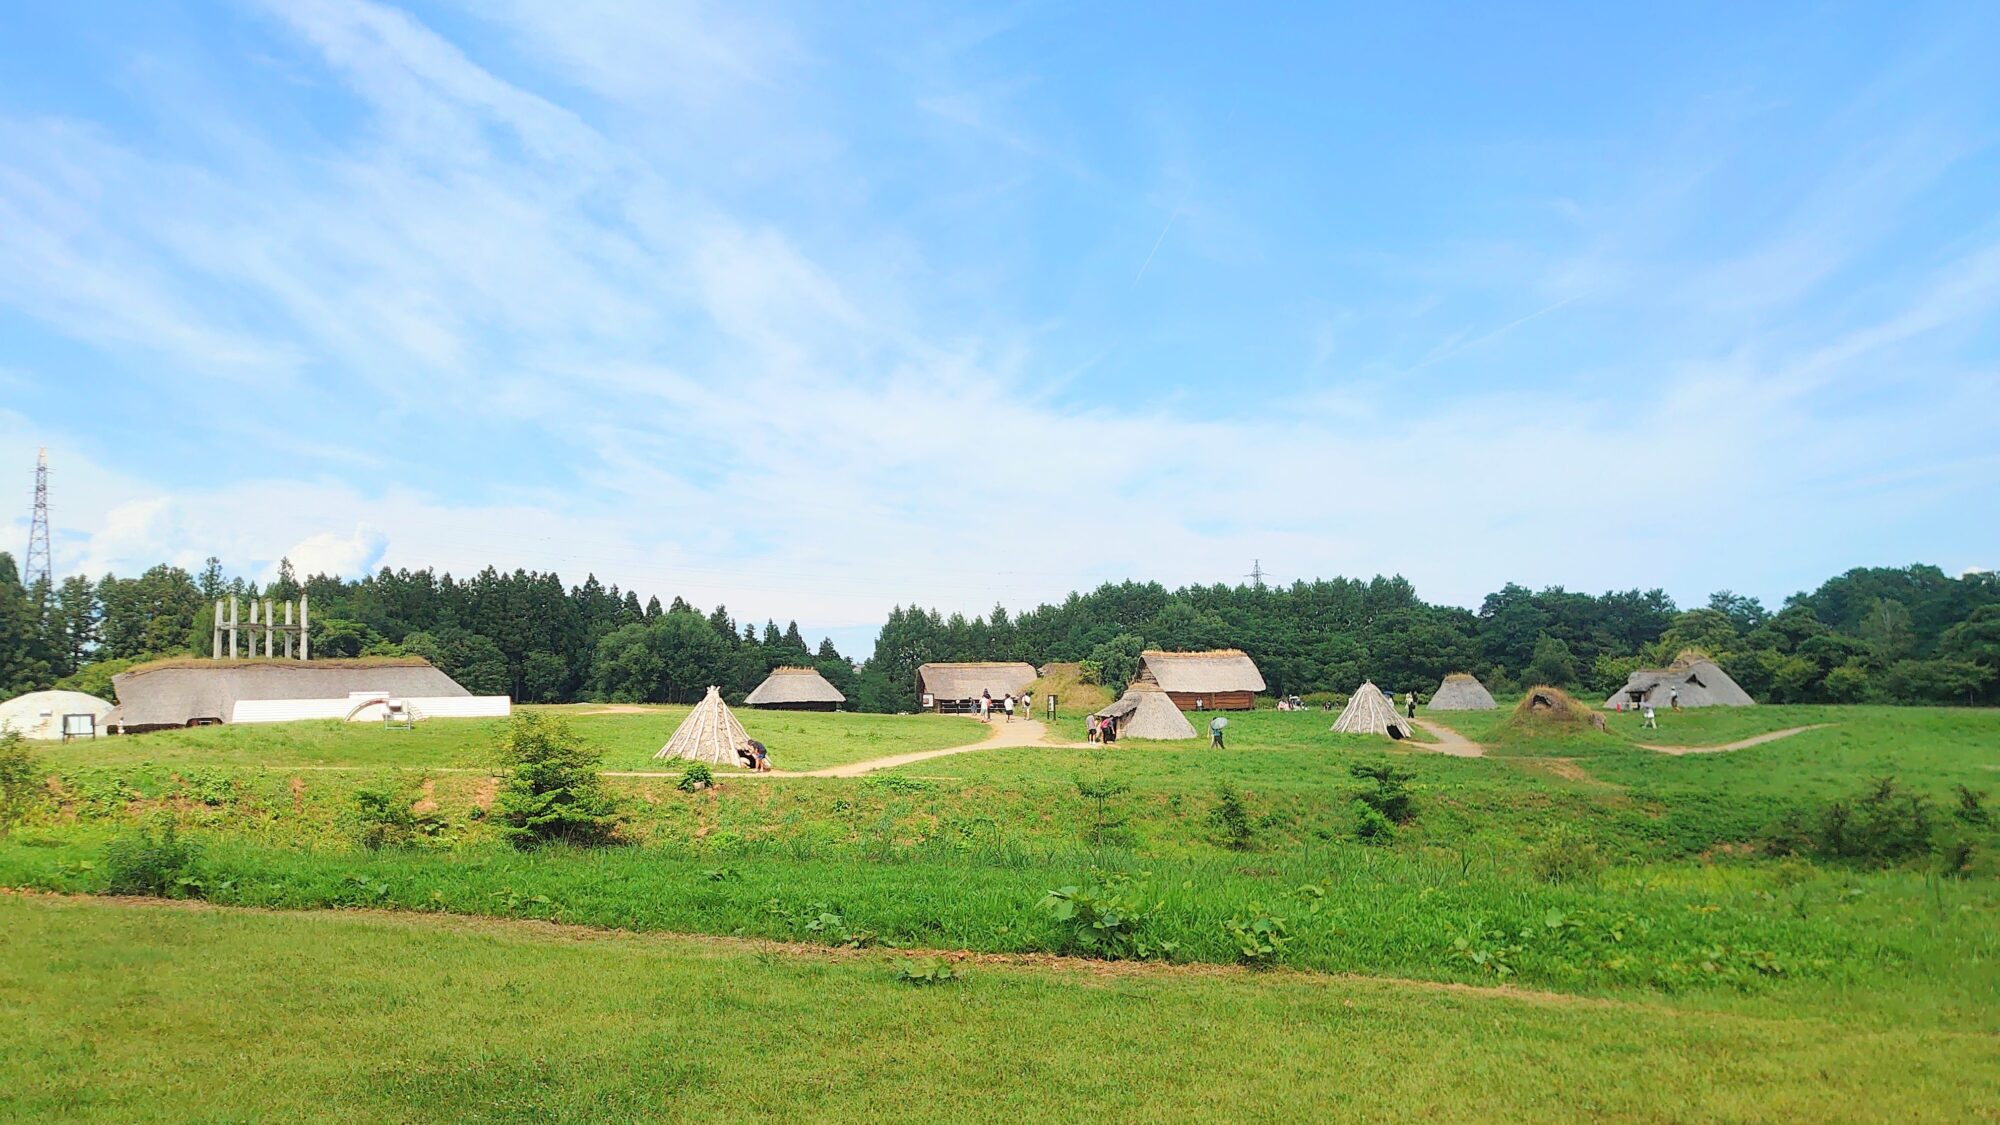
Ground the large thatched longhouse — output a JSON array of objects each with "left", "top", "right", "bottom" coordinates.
[
  {"left": 744, "top": 666, "right": 845, "bottom": 711},
  {"left": 916, "top": 662, "right": 1038, "bottom": 713},
  {"left": 106, "top": 658, "right": 480, "bottom": 732},
  {"left": 1604, "top": 656, "right": 1754, "bottom": 709},
  {"left": 1135, "top": 649, "right": 1266, "bottom": 711}
]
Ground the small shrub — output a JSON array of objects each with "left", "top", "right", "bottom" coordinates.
[
  {"left": 1073, "top": 777, "right": 1131, "bottom": 847},
  {"left": 676, "top": 763, "right": 714, "bottom": 793},
  {"left": 1224, "top": 904, "right": 1288, "bottom": 966},
  {"left": 1529, "top": 825, "right": 1605, "bottom": 884},
  {"left": 1936, "top": 835, "right": 1976, "bottom": 877},
  {"left": 894, "top": 957, "right": 959, "bottom": 986},
  {"left": 1209, "top": 783, "right": 1254, "bottom": 850},
  {"left": 1040, "top": 869, "right": 1176, "bottom": 961},
  {"left": 344, "top": 784, "right": 422, "bottom": 850},
  {"left": 103, "top": 820, "right": 203, "bottom": 897},
  {"left": 1349, "top": 760, "right": 1417, "bottom": 824},
  {"left": 864, "top": 775, "right": 930, "bottom": 796},
  {"left": 494, "top": 712, "right": 622, "bottom": 849},
  {"left": 1351, "top": 799, "right": 1395, "bottom": 845},
  {"left": 1814, "top": 776, "right": 1937, "bottom": 866},
  {"left": 0, "top": 732, "right": 43, "bottom": 835},
  {"left": 1953, "top": 785, "right": 1990, "bottom": 827}
]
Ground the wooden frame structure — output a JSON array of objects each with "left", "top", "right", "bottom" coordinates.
[{"left": 211, "top": 594, "right": 309, "bottom": 660}]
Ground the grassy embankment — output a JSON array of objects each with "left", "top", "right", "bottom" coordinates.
[{"left": 3, "top": 894, "right": 1995, "bottom": 1121}]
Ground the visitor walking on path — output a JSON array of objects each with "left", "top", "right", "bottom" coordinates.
[
  {"left": 1642, "top": 704, "right": 1658, "bottom": 729},
  {"left": 1406, "top": 692, "right": 1417, "bottom": 720},
  {"left": 1087, "top": 715, "right": 1100, "bottom": 744},
  {"left": 1003, "top": 694, "right": 1016, "bottom": 722},
  {"left": 1210, "top": 715, "right": 1228, "bottom": 749},
  {"left": 1670, "top": 686, "right": 1682, "bottom": 711}
]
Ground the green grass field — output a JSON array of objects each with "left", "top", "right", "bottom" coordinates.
[
  {"left": 3, "top": 896, "right": 1994, "bottom": 1122},
  {"left": 35, "top": 705, "right": 987, "bottom": 774},
  {"left": 4, "top": 701, "right": 1997, "bottom": 1118}
]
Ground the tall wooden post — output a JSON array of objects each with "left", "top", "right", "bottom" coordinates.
[
  {"left": 283, "top": 601, "right": 294, "bottom": 659},
  {"left": 212, "top": 599, "right": 223, "bottom": 659},
  {"left": 300, "top": 594, "right": 310, "bottom": 662},
  {"left": 229, "top": 596, "right": 240, "bottom": 659}
]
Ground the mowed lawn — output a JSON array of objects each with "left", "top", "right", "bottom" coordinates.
[
  {"left": 3, "top": 896, "right": 1994, "bottom": 1123},
  {"left": 35, "top": 705, "right": 989, "bottom": 774}
]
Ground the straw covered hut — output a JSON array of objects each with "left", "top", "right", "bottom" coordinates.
[
  {"left": 1331, "top": 681, "right": 1411, "bottom": 739},
  {"left": 655, "top": 686, "right": 756, "bottom": 767},
  {"left": 1134, "top": 649, "right": 1266, "bottom": 711},
  {"left": 106, "top": 657, "right": 472, "bottom": 733},
  {"left": 1093, "top": 680, "right": 1197, "bottom": 741},
  {"left": 916, "top": 662, "right": 1038, "bottom": 714},
  {"left": 1427, "top": 673, "right": 1497, "bottom": 712},
  {"left": 1604, "top": 654, "right": 1754, "bottom": 709},
  {"left": 0, "top": 690, "right": 114, "bottom": 740},
  {"left": 1508, "top": 685, "right": 1608, "bottom": 732},
  {"left": 744, "top": 666, "right": 845, "bottom": 711}
]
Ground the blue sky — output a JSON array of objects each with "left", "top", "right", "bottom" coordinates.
[{"left": 3, "top": 1, "right": 1997, "bottom": 653}]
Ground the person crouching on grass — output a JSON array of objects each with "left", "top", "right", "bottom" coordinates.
[{"left": 748, "top": 739, "right": 771, "bottom": 772}]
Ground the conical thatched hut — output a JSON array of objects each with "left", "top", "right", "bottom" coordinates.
[
  {"left": 1093, "top": 681, "right": 1197, "bottom": 741},
  {"left": 744, "top": 666, "right": 845, "bottom": 711},
  {"left": 1604, "top": 654, "right": 1753, "bottom": 709},
  {"left": 1331, "top": 681, "right": 1411, "bottom": 739},
  {"left": 655, "top": 686, "right": 755, "bottom": 767},
  {"left": 1427, "top": 673, "right": 1497, "bottom": 712}
]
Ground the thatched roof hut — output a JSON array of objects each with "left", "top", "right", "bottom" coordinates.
[
  {"left": 916, "top": 662, "right": 1037, "bottom": 713},
  {"left": 744, "top": 666, "right": 845, "bottom": 711},
  {"left": 1604, "top": 655, "right": 1754, "bottom": 709},
  {"left": 1135, "top": 649, "right": 1266, "bottom": 711},
  {"left": 1331, "top": 681, "right": 1411, "bottom": 739},
  {"left": 1093, "top": 681, "right": 1197, "bottom": 741},
  {"left": 106, "top": 658, "right": 471, "bottom": 732},
  {"left": 1427, "top": 673, "right": 1497, "bottom": 712},
  {"left": 0, "top": 690, "right": 114, "bottom": 740},
  {"left": 1509, "top": 685, "right": 1607, "bottom": 732},
  {"left": 655, "top": 686, "right": 755, "bottom": 767}
]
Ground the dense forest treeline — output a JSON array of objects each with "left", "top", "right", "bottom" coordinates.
[{"left": 1, "top": 551, "right": 1996, "bottom": 712}]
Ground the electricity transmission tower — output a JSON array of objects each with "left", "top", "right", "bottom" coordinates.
[
  {"left": 24, "top": 448, "right": 53, "bottom": 594},
  {"left": 1246, "top": 559, "right": 1266, "bottom": 591}
]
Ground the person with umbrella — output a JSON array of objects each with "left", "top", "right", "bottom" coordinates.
[{"left": 1209, "top": 714, "right": 1228, "bottom": 749}]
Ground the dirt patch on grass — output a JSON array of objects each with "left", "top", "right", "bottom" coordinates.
[
  {"left": 288, "top": 776, "right": 306, "bottom": 812},
  {"left": 411, "top": 779, "right": 439, "bottom": 816},
  {"left": 575, "top": 704, "right": 660, "bottom": 716},
  {"left": 470, "top": 778, "right": 499, "bottom": 811}
]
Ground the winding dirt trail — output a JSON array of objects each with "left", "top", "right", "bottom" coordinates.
[
  {"left": 1411, "top": 719, "right": 1485, "bottom": 757},
  {"left": 1636, "top": 724, "right": 1833, "bottom": 756},
  {"left": 606, "top": 716, "right": 1061, "bottom": 780}
]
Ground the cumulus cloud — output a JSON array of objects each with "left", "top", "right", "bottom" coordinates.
[{"left": 3, "top": 1, "right": 1998, "bottom": 646}]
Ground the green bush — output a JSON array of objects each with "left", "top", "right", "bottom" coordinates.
[
  {"left": 1040, "top": 870, "right": 1176, "bottom": 961},
  {"left": 343, "top": 784, "right": 441, "bottom": 850},
  {"left": 894, "top": 957, "right": 960, "bottom": 986},
  {"left": 676, "top": 763, "right": 714, "bottom": 793},
  {"left": 1209, "top": 783, "right": 1254, "bottom": 850},
  {"left": 0, "top": 731, "right": 43, "bottom": 836},
  {"left": 1816, "top": 777, "right": 1937, "bottom": 866},
  {"left": 1351, "top": 799, "right": 1395, "bottom": 845},
  {"left": 494, "top": 712, "right": 623, "bottom": 849},
  {"left": 1349, "top": 760, "right": 1417, "bottom": 825},
  {"left": 103, "top": 820, "right": 203, "bottom": 897},
  {"left": 1529, "top": 825, "right": 1605, "bottom": 884},
  {"left": 1953, "top": 784, "right": 1990, "bottom": 827},
  {"left": 1223, "top": 904, "right": 1288, "bottom": 966}
]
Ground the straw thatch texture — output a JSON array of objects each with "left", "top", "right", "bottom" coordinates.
[
  {"left": 1508, "top": 685, "right": 1607, "bottom": 732},
  {"left": 1137, "top": 650, "right": 1267, "bottom": 694},
  {"left": 655, "top": 686, "right": 755, "bottom": 766},
  {"left": 916, "top": 662, "right": 1038, "bottom": 702},
  {"left": 744, "top": 666, "right": 845, "bottom": 709},
  {"left": 1331, "top": 681, "right": 1411, "bottom": 739},
  {"left": 1603, "top": 657, "right": 1754, "bottom": 708},
  {"left": 107, "top": 660, "right": 470, "bottom": 732},
  {"left": 1093, "top": 681, "right": 1197, "bottom": 740},
  {"left": 0, "top": 690, "right": 114, "bottom": 740},
  {"left": 1427, "top": 672, "right": 1497, "bottom": 711}
]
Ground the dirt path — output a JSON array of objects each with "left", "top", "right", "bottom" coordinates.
[
  {"left": 1411, "top": 719, "right": 1484, "bottom": 757},
  {"left": 1637, "top": 724, "right": 1833, "bottom": 756},
  {"left": 606, "top": 717, "right": 1057, "bottom": 780}
]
